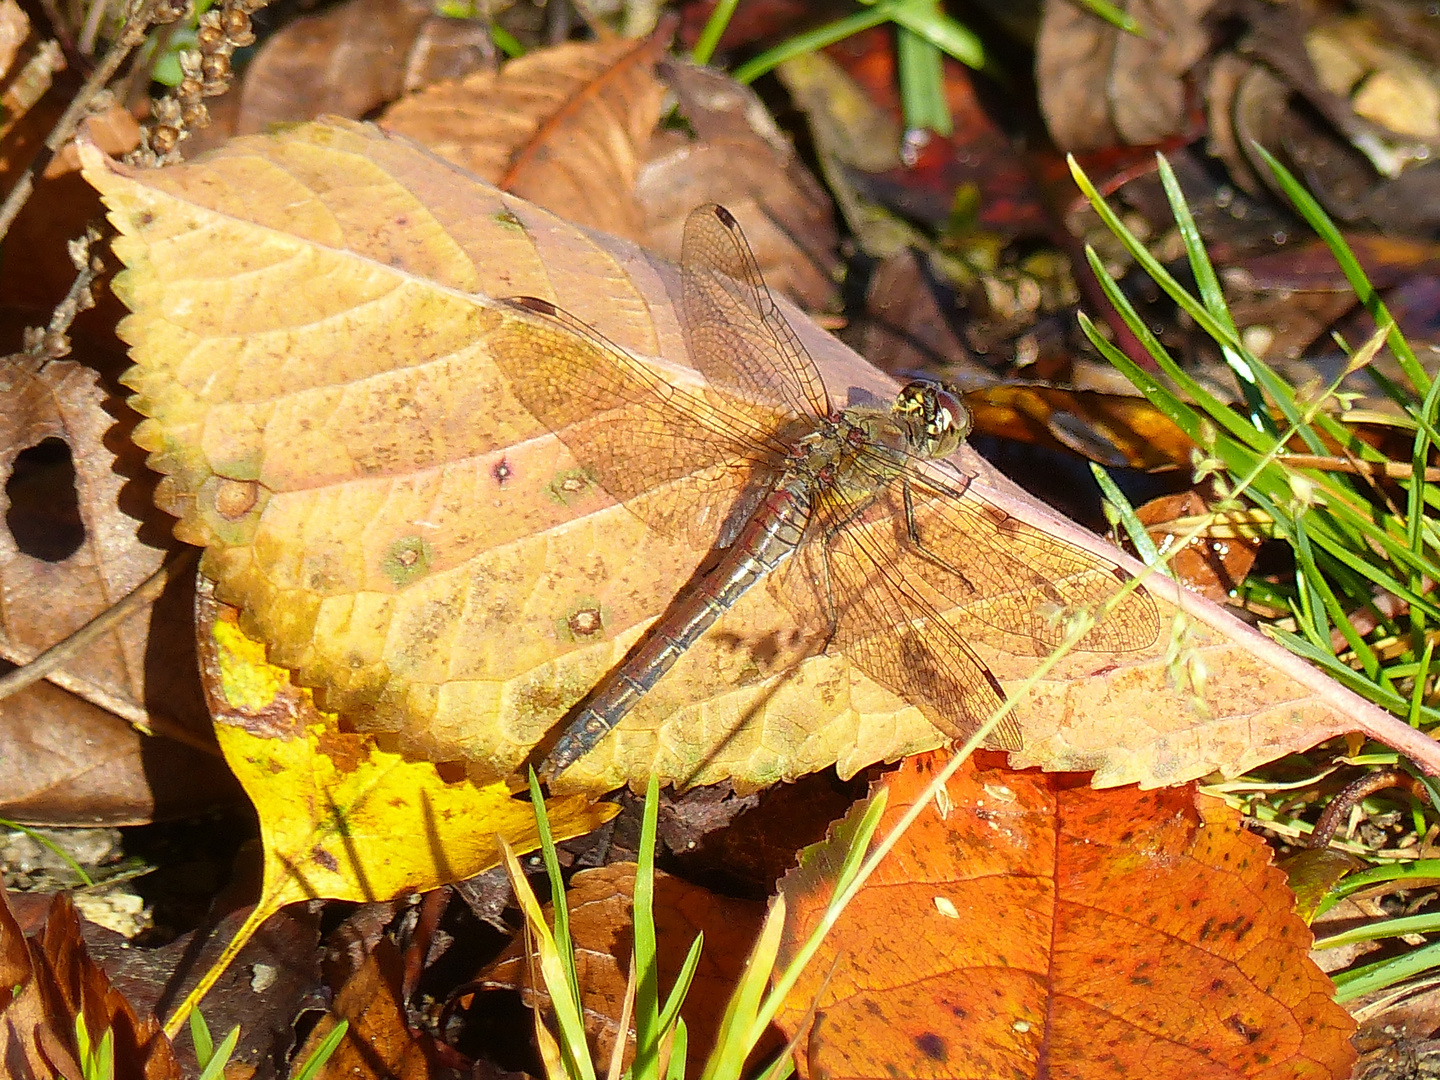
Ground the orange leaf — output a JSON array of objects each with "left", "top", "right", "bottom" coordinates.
[
  {"left": 965, "top": 383, "right": 1193, "bottom": 472},
  {"left": 294, "top": 939, "right": 441, "bottom": 1080},
  {"left": 775, "top": 753, "right": 1356, "bottom": 1079}
]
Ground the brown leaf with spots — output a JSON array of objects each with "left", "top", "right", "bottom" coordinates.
[{"left": 775, "top": 753, "right": 1356, "bottom": 1079}]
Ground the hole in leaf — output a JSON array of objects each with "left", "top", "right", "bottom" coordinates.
[{"left": 6, "top": 437, "right": 85, "bottom": 561}]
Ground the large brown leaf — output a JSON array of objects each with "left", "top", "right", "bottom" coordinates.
[
  {"left": 380, "top": 34, "right": 670, "bottom": 244},
  {"left": 80, "top": 118, "right": 1426, "bottom": 792}
]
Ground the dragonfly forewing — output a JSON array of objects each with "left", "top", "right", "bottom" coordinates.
[{"left": 492, "top": 297, "right": 790, "bottom": 547}]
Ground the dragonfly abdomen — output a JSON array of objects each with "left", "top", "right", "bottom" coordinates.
[{"left": 542, "top": 480, "right": 812, "bottom": 776}]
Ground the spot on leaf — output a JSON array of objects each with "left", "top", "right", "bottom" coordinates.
[
  {"left": 547, "top": 468, "right": 598, "bottom": 505},
  {"left": 383, "top": 536, "right": 433, "bottom": 587},
  {"left": 561, "top": 603, "right": 605, "bottom": 641},
  {"left": 213, "top": 478, "right": 259, "bottom": 520}
]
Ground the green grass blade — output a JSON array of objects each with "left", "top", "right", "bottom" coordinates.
[
  {"left": 1090, "top": 462, "right": 1161, "bottom": 564},
  {"left": 733, "top": 2, "right": 902, "bottom": 83},
  {"left": 895, "top": 22, "right": 950, "bottom": 136},
  {"left": 490, "top": 24, "right": 524, "bottom": 58},
  {"left": 528, "top": 769, "right": 583, "bottom": 1016},
  {"left": 890, "top": 0, "right": 984, "bottom": 69},
  {"left": 1318, "top": 909, "right": 1440, "bottom": 948},
  {"left": 656, "top": 933, "right": 704, "bottom": 1041},
  {"left": 691, "top": 0, "right": 740, "bottom": 66},
  {"left": 195, "top": 1025, "right": 240, "bottom": 1080},
  {"left": 499, "top": 835, "right": 597, "bottom": 1080},
  {"left": 1073, "top": 0, "right": 1143, "bottom": 33},
  {"left": 0, "top": 821, "right": 94, "bottom": 887},
  {"left": 1078, "top": 253, "right": 1270, "bottom": 450},
  {"left": 1411, "top": 638, "right": 1436, "bottom": 728},
  {"left": 291, "top": 1020, "right": 349, "bottom": 1080},
  {"left": 1154, "top": 155, "right": 1269, "bottom": 426},
  {"left": 1332, "top": 938, "right": 1440, "bottom": 1002},
  {"left": 700, "top": 900, "right": 788, "bottom": 1080},
  {"left": 1251, "top": 143, "right": 1429, "bottom": 395},
  {"left": 633, "top": 772, "right": 662, "bottom": 1079},
  {"left": 665, "top": 1019, "right": 689, "bottom": 1080},
  {"left": 189, "top": 1007, "right": 215, "bottom": 1069}
]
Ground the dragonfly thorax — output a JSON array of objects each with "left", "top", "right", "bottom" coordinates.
[{"left": 892, "top": 380, "right": 971, "bottom": 459}]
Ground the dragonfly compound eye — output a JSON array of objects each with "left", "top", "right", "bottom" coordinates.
[{"left": 896, "top": 381, "right": 972, "bottom": 458}]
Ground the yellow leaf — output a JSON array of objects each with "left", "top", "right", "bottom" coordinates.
[{"left": 163, "top": 582, "right": 616, "bottom": 1038}]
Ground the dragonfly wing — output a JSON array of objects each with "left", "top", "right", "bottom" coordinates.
[
  {"left": 682, "top": 205, "right": 833, "bottom": 423},
  {"left": 888, "top": 464, "right": 1161, "bottom": 655},
  {"left": 783, "top": 527, "right": 1023, "bottom": 750},
  {"left": 492, "top": 298, "right": 789, "bottom": 545}
]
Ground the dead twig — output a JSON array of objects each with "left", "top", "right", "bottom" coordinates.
[{"left": 0, "top": 0, "right": 178, "bottom": 244}]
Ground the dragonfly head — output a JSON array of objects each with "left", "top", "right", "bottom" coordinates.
[{"left": 894, "top": 381, "right": 972, "bottom": 458}]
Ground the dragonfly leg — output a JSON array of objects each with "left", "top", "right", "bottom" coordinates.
[{"left": 901, "top": 478, "right": 979, "bottom": 594}]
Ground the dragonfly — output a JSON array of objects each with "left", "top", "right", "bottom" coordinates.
[{"left": 492, "top": 204, "right": 1160, "bottom": 777}]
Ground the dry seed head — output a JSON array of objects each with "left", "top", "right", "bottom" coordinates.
[
  {"left": 150, "top": 125, "right": 179, "bottom": 154},
  {"left": 196, "top": 19, "right": 225, "bottom": 51},
  {"left": 153, "top": 0, "right": 191, "bottom": 24},
  {"left": 182, "top": 100, "right": 209, "bottom": 127},
  {"left": 201, "top": 52, "right": 230, "bottom": 85},
  {"left": 1189, "top": 448, "right": 1223, "bottom": 484},
  {"left": 222, "top": 7, "right": 255, "bottom": 46}
]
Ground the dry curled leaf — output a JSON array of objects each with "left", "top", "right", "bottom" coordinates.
[
  {"left": 0, "top": 887, "right": 183, "bottom": 1080},
  {"left": 965, "top": 382, "right": 1193, "bottom": 472},
  {"left": 381, "top": 34, "right": 670, "bottom": 243},
  {"left": 1037, "top": 0, "right": 1217, "bottom": 151},
  {"left": 235, "top": 0, "right": 492, "bottom": 136},
  {"left": 636, "top": 60, "right": 840, "bottom": 311},
  {"left": 382, "top": 41, "right": 839, "bottom": 309},
  {"left": 775, "top": 753, "right": 1357, "bottom": 1079}
]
